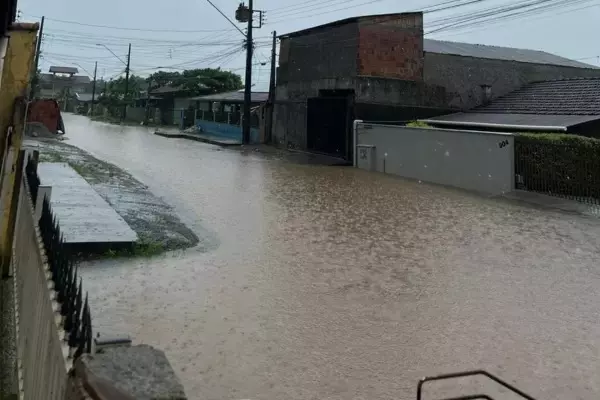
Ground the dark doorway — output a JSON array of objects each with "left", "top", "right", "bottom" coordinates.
[{"left": 306, "top": 92, "right": 354, "bottom": 160}]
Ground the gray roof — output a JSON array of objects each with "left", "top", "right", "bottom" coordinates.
[
  {"left": 424, "top": 39, "right": 597, "bottom": 69},
  {"left": 477, "top": 77, "right": 600, "bottom": 115},
  {"left": 190, "top": 90, "right": 269, "bottom": 103},
  {"left": 49, "top": 66, "right": 78, "bottom": 74},
  {"left": 422, "top": 112, "right": 600, "bottom": 131},
  {"left": 40, "top": 73, "right": 91, "bottom": 85}
]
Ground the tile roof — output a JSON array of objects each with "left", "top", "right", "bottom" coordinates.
[
  {"left": 424, "top": 39, "right": 598, "bottom": 69},
  {"left": 189, "top": 90, "right": 269, "bottom": 103},
  {"left": 476, "top": 78, "right": 600, "bottom": 115}
]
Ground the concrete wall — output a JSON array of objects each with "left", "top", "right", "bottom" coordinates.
[
  {"left": 355, "top": 123, "right": 514, "bottom": 195},
  {"left": 272, "top": 76, "right": 451, "bottom": 150},
  {"left": 424, "top": 52, "right": 600, "bottom": 109},
  {"left": 278, "top": 22, "right": 359, "bottom": 84}
]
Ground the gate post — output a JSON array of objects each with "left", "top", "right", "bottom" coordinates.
[{"left": 353, "top": 120, "right": 363, "bottom": 167}]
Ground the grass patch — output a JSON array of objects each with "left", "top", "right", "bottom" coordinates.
[{"left": 103, "top": 235, "right": 165, "bottom": 259}]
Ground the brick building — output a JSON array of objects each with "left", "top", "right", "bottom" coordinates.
[{"left": 273, "top": 11, "right": 600, "bottom": 160}]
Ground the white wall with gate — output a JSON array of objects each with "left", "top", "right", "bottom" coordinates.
[{"left": 354, "top": 122, "right": 515, "bottom": 195}]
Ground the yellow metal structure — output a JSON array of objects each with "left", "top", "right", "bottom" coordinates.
[{"left": 0, "top": 22, "right": 38, "bottom": 274}]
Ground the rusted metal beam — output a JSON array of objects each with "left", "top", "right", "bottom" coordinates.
[{"left": 0, "top": 22, "right": 39, "bottom": 275}]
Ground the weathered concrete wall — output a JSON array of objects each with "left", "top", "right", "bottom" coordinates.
[
  {"left": 424, "top": 52, "right": 600, "bottom": 109},
  {"left": 357, "top": 13, "right": 423, "bottom": 80},
  {"left": 278, "top": 22, "right": 359, "bottom": 84},
  {"left": 272, "top": 76, "right": 452, "bottom": 150},
  {"left": 355, "top": 123, "right": 515, "bottom": 195}
]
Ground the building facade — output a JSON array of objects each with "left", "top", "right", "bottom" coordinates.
[{"left": 273, "top": 12, "right": 600, "bottom": 160}]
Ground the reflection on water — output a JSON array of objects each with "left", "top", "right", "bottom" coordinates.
[{"left": 64, "top": 114, "right": 600, "bottom": 400}]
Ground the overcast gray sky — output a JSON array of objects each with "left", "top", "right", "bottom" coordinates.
[{"left": 17, "top": 0, "right": 600, "bottom": 91}]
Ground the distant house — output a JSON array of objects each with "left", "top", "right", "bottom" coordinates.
[
  {"left": 149, "top": 84, "right": 210, "bottom": 126},
  {"left": 273, "top": 11, "right": 600, "bottom": 160},
  {"left": 421, "top": 77, "right": 600, "bottom": 137},
  {"left": 188, "top": 90, "right": 269, "bottom": 143},
  {"left": 38, "top": 66, "right": 91, "bottom": 99}
]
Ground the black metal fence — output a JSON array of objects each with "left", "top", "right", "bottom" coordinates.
[
  {"left": 25, "top": 157, "right": 93, "bottom": 359},
  {"left": 515, "top": 138, "right": 600, "bottom": 206}
]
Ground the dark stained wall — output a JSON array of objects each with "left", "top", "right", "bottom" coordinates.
[
  {"left": 278, "top": 22, "right": 359, "bottom": 84},
  {"left": 424, "top": 52, "right": 600, "bottom": 109}
]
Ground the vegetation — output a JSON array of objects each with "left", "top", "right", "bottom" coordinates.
[
  {"left": 405, "top": 121, "right": 432, "bottom": 128},
  {"left": 147, "top": 68, "right": 243, "bottom": 96},
  {"left": 514, "top": 132, "right": 600, "bottom": 199}
]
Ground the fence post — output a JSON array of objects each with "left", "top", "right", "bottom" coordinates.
[
  {"left": 227, "top": 112, "right": 231, "bottom": 125},
  {"left": 509, "top": 134, "right": 516, "bottom": 191}
]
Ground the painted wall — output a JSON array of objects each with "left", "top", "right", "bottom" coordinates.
[
  {"left": 196, "top": 119, "right": 259, "bottom": 143},
  {"left": 355, "top": 123, "right": 515, "bottom": 195},
  {"left": 424, "top": 52, "right": 600, "bottom": 109}
]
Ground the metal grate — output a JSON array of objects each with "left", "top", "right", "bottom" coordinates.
[
  {"left": 416, "top": 370, "right": 536, "bottom": 400},
  {"left": 514, "top": 138, "right": 600, "bottom": 206}
]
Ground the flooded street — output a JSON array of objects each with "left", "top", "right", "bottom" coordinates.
[{"left": 63, "top": 114, "right": 600, "bottom": 400}]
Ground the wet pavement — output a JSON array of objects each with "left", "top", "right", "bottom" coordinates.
[{"left": 62, "top": 114, "right": 600, "bottom": 400}]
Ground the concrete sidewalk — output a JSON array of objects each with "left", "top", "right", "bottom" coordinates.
[
  {"left": 503, "top": 190, "right": 600, "bottom": 217},
  {"left": 154, "top": 130, "right": 241, "bottom": 146}
]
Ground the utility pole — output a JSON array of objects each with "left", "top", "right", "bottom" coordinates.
[
  {"left": 122, "top": 43, "right": 131, "bottom": 121},
  {"left": 242, "top": 0, "right": 253, "bottom": 145},
  {"left": 90, "top": 61, "right": 97, "bottom": 115},
  {"left": 266, "top": 30, "right": 276, "bottom": 143},
  {"left": 145, "top": 79, "right": 152, "bottom": 125},
  {"left": 29, "top": 15, "right": 44, "bottom": 98}
]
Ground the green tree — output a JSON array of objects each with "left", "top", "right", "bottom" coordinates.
[{"left": 147, "top": 68, "right": 243, "bottom": 96}]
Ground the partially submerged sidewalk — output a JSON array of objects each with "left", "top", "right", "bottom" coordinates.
[{"left": 23, "top": 138, "right": 201, "bottom": 257}]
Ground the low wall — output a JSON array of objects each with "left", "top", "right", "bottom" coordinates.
[
  {"left": 355, "top": 123, "right": 515, "bottom": 195},
  {"left": 12, "top": 177, "right": 70, "bottom": 399},
  {"left": 195, "top": 119, "right": 259, "bottom": 143}
]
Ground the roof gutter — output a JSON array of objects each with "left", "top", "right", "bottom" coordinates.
[{"left": 419, "top": 119, "right": 568, "bottom": 132}]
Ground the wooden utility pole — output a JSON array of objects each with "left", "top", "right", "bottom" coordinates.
[
  {"left": 122, "top": 43, "right": 131, "bottom": 121},
  {"left": 91, "top": 61, "right": 97, "bottom": 115},
  {"left": 145, "top": 79, "right": 152, "bottom": 125},
  {"left": 29, "top": 15, "right": 44, "bottom": 98},
  {"left": 242, "top": 0, "right": 253, "bottom": 145},
  {"left": 266, "top": 30, "right": 276, "bottom": 143}
]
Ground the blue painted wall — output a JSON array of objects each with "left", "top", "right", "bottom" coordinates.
[{"left": 195, "top": 119, "right": 259, "bottom": 143}]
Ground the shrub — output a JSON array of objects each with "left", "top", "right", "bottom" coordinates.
[
  {"left": 514, "top": 133, "right": 600, "bottom": 200},
  {"left": 405, "top": 120, "right": 432, "bottom": 128}
]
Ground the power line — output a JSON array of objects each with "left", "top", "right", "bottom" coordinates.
[
  {"left": 426, "top": 0, "right": 594, "bottom": 34},
  {"left": 204, "top": 0, "right": 247, "bottom": 37},
  {"left": 267, "top": 0, "right": 483, "bottom": 25},
  {"left": 21, "top": 13, "right": 237, "bottom": 33}
]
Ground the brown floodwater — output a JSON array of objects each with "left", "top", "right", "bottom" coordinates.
[{"left": 63, "top": 114, "right": 600, "bottom": 400}]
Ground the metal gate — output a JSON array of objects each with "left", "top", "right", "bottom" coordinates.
[{"left": 306, "top": 96, "right": 352, "bottom": 160}]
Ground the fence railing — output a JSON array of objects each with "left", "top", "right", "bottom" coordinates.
[
  {"left": 12, "top": 157, "right": 93, "bottom": 399},
  {"left": 515, "top": 138, "right": 600, "bottom": 206}
]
